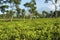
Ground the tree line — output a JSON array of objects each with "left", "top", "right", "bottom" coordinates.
[{"left": 0, "top": 0, "right": 60, "bottom": 21}]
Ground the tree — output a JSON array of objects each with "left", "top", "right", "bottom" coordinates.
[
  {"left": 42, "top": 11, "right": 51, "bottom": 18},
  {"left": 7, "top": 0, "right": 21, "bottom": 21},
  {"left": 14, "top": 0, "right": 21, "bottom": 18},
  {"left": 50, "top": 11, "right": 53, "bottom": 17},
  {"left": 24, "top": 0, "right": 37, "bottom": 19},
  {"left": 0, "top": 0, "right": 9, "bottom": 18},
  {"left": 21, "top": 9, "right": 26, "bottom": 19},
  {"left": 10, "top": 10, "right": 15, "bottom": 21},
  {"left": 34, "top": 10, "right": 39, "bottom": 18},
  {"left": 16, "top": 6, "right": 21, "bottom": 18},
  {"left": 45, "top": 0, "right": 60, "bottom": 17}
]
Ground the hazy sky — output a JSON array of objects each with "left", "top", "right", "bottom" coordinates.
[
  {"left": 20, "top": 0, "right": 54, "bottom": 13},
  {"left": 20, "top": 0, "right": 60, "bottom": 13},
  {"left": 0, "top": 0, "right": 60, "bottom": 14}
]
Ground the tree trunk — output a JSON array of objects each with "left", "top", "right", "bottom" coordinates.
[
  {"left": 11, "top": 15, "right": 14, "bottom": 22},
  {"left": 10, "top": 3, "right": 14, "bottom": 22},
  {"left": 3, "top": 13, "right": 5, "bottom": 19},
  {"left": 42, "top": 13, "right": 45, "bottom": 18},
  {"left": 30, "top": 13, "right": 33, "bottom": 20},
  {"left": 24, "top": 14, "right": 25, "bottom": 22},
  {"left": 55, "top": 4, "right": 57, "bottom": 18}
]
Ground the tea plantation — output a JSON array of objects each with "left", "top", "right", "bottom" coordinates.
[{"left": 0, "top": 18, "right": 60, "bottom": 40}]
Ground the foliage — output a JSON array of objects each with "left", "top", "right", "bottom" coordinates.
[
  {"left": 0, "top": 18, "right": 60, "bottom": 40},
  {"left": 45, "top": 0, "right": 60, "bottom": 17}
]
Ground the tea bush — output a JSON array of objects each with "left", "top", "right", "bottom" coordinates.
[{"left": 0, "top": 18, "right": 60, "bottom": 40}]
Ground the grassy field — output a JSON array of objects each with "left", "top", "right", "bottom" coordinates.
[{"left": 0, "top": 18, "right": 60, "bottom": 40}]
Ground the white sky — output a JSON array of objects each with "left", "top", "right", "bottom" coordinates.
[{"left": 0, "top": 0, "right": 60, "bottom": 14}]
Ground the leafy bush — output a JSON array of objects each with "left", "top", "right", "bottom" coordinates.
[{"left": 0, "top": 18, "right": 60, "bottom": 40}]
